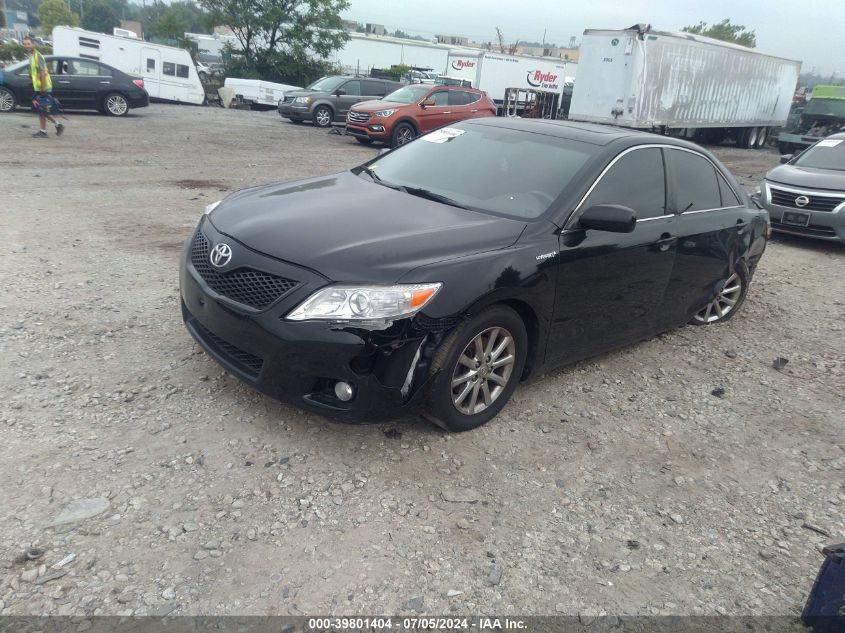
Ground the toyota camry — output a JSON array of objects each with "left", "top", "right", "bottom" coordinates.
[{"left": 180, "top": 119, "right": 768, "bottom": 431}]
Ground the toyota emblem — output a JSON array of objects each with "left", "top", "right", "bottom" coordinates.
[
  {"left": 794, "top": 195, "right": 810, "bottom": 208},
  {"left": 210, "top": 242, "right": 233, "bottom": 268}
]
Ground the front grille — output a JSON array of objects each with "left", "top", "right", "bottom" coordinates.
[
  {"left": 191, "top": 319, "right": 264, "bottom": 379},
  {"left": 770, "top": 187, "right": 845, "bottom": 212},
  {"left": 771, "top": 221, "right": 837, "bottom": 237},
  {"left": 190, "top": 230, "right": 298, "bottom": 310},
  {"left": 347, "top": 111, "right": 371, "bottom": 124},
  {"left": 282, "top": 96, "right": 296, "bottom": 103}
]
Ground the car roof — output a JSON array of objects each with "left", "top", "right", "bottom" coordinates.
[
  {"left": 464, "top": 118, "right": 700, "bottom": 148},
  {"left": 825, "top": 132, "right": 845, "bottom": 140}
]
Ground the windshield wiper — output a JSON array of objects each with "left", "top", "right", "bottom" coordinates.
[
  {"left": 359, "top": 166, "right": 406, "bottom": 191},
  {"left": 401, "top": 186, "right": 471, "bottom": 210}
]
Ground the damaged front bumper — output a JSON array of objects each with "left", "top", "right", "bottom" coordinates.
[{"left": 179, "top": 222, "right": 461, "bottom": 422}]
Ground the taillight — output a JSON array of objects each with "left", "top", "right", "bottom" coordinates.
[{"left": 133, "top": 79, "right": 144, "bottom": 89}]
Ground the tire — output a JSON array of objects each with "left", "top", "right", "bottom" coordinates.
[
  {"left": 0, "top": 87, "right": 17, "bottom": 112},
  {"left": 104, "top": 92, "right": 129, "bottom": 117},
  {"left": 755, "top": 127, "right": 769, "bottom": 149},
  {"left": 391, "top": 122, "right": 416, "bottom": 147},
  {"left": 355, "top": 137, "right": 374, "bottom": 145},
  {"left": 426, "top": 305, "right": 528, "bottom": 432},
  {"left": 747, "top": 127, "right": 760, "bottom": 149},
  {"left": 690, "top": 261, "right": 749, "bottom": 325},
  {"left": 312, "top": 105, "right": 333, "bottom": 128}
]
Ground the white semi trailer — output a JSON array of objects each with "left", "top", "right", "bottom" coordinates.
[{"left": 568, "top": 24, "right": 801, "bottom": 149}]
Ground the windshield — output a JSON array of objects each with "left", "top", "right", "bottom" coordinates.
[
  {"left": 384, "top": 85, "right": 431, "bottom": 104},
  {"left": 306, "top": 76, "right": 346, "bottom": 92},
  {"left": 794, "top": 138, "right": 845, "bottom": 171},
  {"left": 362, "top": 123, "right": 598, "bottom": 219},
  {"left": 4, "top": 59, "right": 29, "bottom": 72}
]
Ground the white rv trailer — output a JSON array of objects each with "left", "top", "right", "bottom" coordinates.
[
  {"left": 444, "top": 49, "right": 576, "bottom": 109},
  {"left": 568, "top": 25, "right": 801, "bottom": 148},
  {"left": 52, "top": 26, "right": 205, "bottom": 105},
  {"left": 223, "top": 78, "right": 302, "bottom": 108}
]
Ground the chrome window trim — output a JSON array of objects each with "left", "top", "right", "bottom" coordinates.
[
  {"left": 681, "top": 206, "right": 744, "bottom": 215},
  {"left": 564, "top": 143, "right": 743, "bottom": 230},
  {"left": 637, "top": 214, "right": 674, "bottom": 222}
]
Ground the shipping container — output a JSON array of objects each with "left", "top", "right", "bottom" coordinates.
[{"left": 569, "top": 25, "right": 801, "bottom": 149}]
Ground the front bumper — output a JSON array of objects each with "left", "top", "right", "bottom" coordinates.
[
  {"left": 282, "top": 104, "right": 311, "bottom": 121},
  {"left": 762, "top": 182, "right": 845, "bottom": 242},
  {"left": 345, "top": 121, "right": 390, "bottom": 142},
  {"left": 179, "top": 218, "right": 442, "bottom": 421}
]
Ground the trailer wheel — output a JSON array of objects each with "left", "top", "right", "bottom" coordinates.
[
  {"left": 737, "top": 128, "right": 751, "bottom": 149},
  {"left": 104, "top": 93, "right": 129, "bottom": 117},
  {"left": 755, "top": 127, "right": 769, "bottom": 149},
  {"left": 747, "top": 127, "right": 760, "bottom": 149}
]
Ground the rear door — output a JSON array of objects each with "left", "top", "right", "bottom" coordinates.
[
  {"left": 547, "top": 146, "right": 676, "bottom": 366},
  {"left": 141, "top": 48, "right": 161, "bottom": 98},
  {"left": 336, "top": 80, "right": 361, "bottom": 120},
  {"left": 63, "top": 59, "right": 107, "bottom": 109},
  {"left": 659, "top": 147, "right": 748, "bottom": 326},
  {"left": 448, "top": 89, "right": 486, "bottom": 122}
]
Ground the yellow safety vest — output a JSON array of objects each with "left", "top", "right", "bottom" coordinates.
[{"left": 30, "top": 52, "right": 52, "bottom": 92}]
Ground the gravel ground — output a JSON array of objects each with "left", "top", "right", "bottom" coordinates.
[{"left": 0, "top": 104, "right": 843, "bottom": 618}]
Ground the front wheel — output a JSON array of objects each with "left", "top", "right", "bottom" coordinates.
[
  {"left": 426, "top": 305, "right": 527, "bottom": 432},
  {"left": 391, "top": 122, "right": 416, "bottom": 147},
  {"left": 312, "top": 105, "right": 333, "bottom": 128},
  {"left": 690, "top": 263, "right": 748, "bottom": 325},
  {"left": 104, "top": 93, "right": 129, "bottom": 116},
  {"left": 0, "top": 87, "right": 17, "bottom": 112}
]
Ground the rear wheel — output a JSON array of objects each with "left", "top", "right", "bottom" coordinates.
[
  {"left": 391, "top": 122, "right": 416, "bottom": 147},
  {"left": 104, "top": 92, "right": 129, "bottom": 116},
  {"left": 747, "top": 127, "right": 760, "bottom": 149},
  {"left": 0, "top": 87, "right": 17, "bottom": 112},
  {"left": 690, "top": 263, "right": 748, "bottom": 325},
  {"left": 312, "top": 105, "right": 333, "bottom": 128},
  {"left": 426, "top": 305, "right": 527, "bottom": 432},
  {"left": 755, "top": 127, "right": 769, "bottom": 149}
]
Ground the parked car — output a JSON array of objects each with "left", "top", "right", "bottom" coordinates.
[
  {"left": 758, "top": 133, "right": 845, "bottom": 242},
  {"left": 180, "top": 118, "right": 768, "bottom": 431},
  {"left": 277, "top": 75, "right": 404, "bottom": 127},
  {"left": 434, "top": 76, "right": 473, "bottom": 87},
  {"left": 345, "top": 84, "right": 497, "bottom": 147},
  {"left": 0, "top": 56, "right": 149, "bottom": 116}
]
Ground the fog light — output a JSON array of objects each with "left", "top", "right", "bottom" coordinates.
[
  {"left": 370, "top": 125, "right": 385, "bottom": 132},
  {"left": 334, "top": 381, "right": 355, "bottom": 402}
]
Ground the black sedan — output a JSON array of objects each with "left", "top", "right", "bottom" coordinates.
[
  {"left": 0, "top": 56, "right": 149, "bottom": 116},
  {"left": 759, "top": 132, "right": 845, "bottom": 242},
  {"left": 180, "top": 119, "right": 768, "bottom": 431}
]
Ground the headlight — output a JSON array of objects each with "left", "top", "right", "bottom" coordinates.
[
  {"left": 286, "top": 283, "right": 442, "bottom": 321},
  {"left": 294, "top": 96, "right": 312, "bottom": 104},
  {"left": 373, "top": 108, "right": 397, "bottom": 118},
  {"left": 203, "top": 200, "right": 221, "bottom": 215}
]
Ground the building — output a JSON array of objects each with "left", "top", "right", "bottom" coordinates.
[
  {"left": 3, "top": 10, "right": 29, "bottom": 39},
  {"left": 435, "top": 34, "right": 469, "bottom": 46},
  {"left": 516, "top": 45, "right": 580, "bottom": 61},
  {"left": 365, "top": 23, "right": 385, "bottom": 36},
  {"left": 341, "top": 19, "right": 360, "bottom": 32}
]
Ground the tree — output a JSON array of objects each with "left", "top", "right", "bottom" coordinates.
[
  {"left": 199, "top": 0, "right": 349, "bottom": 85},
  {"left": 682, "top": 19, "right": 756, "bottom": 48},
  {"left": 36, "top": 0, "right": 80, "bottom": 37},
  {"left": 82, "top": 0, "right": 120, "bottom": 34},
  {"left": 149, "top": 8, "right": 187, "bottom": 39}
]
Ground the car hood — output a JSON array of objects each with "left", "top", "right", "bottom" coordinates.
[
  {"left": 209, "top": 172, "right": 527, "bottom": 283},
  {"left": 766, "top": 164, "right": 845, "bottom": 191},
  {"left": 283, "top": 89, "right": 323, "bottom": 98},
  {"left": 351, "top": 99, "right": 413, "bottom": 113}
]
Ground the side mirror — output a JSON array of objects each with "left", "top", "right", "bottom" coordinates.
[
  {"left": 779, "top": 154, "right": 793, "bottom": 164},
  {"left": 335, "top": 89, "right": 346, "bottom": 96},
  {"left": 421, "top": 98, "right": 435, "bottom": 108},
  {"left": 578, "top": 204, "right": 637, "bottom": 233}
]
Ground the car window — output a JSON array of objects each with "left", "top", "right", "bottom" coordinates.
[
  {"left": 430, "top": 91, "right": 448, "bottom": 106},
  {"left": 384, "top": 85, "right": 431, "bottom": 104},
  {"left": 361, "top": 80, "right": 384, "bottom": 96},
  {"left": 69, "top": 60, "right": 104, "bottom": 76},
  {"left": 718, "top": 175, "right": 742, "bottom": 207},
  {"left": 792, "top": 138, "right": 845, "bottom": 170},
  {"left": 46, "top": 59, "right": 62, "bottom": 74},
  {"left": 667, "top": 149, "right": 722, "bottom": 212},
  {"left": 448, "top": 91, "right": 470, "bottom": 106},
  {"left": 583, "top": 148, "right": 667, "bottom": 220},
  {"left": 342, "top": 80, "right": 361, "bottom": 96},
  {"left": 97, "top": 64, "right": 113, "bottom": 77}
]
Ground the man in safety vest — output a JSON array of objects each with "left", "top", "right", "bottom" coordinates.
[{"left": 23, "top": 36, "right": 64, "bottom": 138}]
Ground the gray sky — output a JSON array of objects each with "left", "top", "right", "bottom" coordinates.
[{"left": 343, "top": 0, "right": 843, "bottom": 77}]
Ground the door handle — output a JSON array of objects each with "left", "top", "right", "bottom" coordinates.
[
  {"left": 58, "top": 80, "right": 71, "bottom": 84},
  {"left": 443, "top": 111, "right": 451, "bottom": 114},
  {"left": 471, "top": 109, "right": 478, "bottom": 113},
  {"left": 655, "top": 233, "right": 675, "bottom": 252},
  {"left": 99, "top": 81, "right": 111, "bottom": 84},
  {"left": 736, "top": 218, "right": 749, "bottom": 234}
]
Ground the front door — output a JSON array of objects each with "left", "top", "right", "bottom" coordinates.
[
  {"left": 416, "top": 90, "right": 452, "bottom": 133},
  {"left": 61, "top": 59, "right": 104, "bottom": 109},
  {"left": 546, "top": 146, "right": 677, "bottom": 366},
  {"left": 141, "top": 48, "right": 161, "bottom": 98}
]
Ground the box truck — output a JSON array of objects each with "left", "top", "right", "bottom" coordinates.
[
  {"left": 568, "top": 24, "right": 801, "bottom": 149},
  {"left": 445, "top": 50, "right": 576, "bottom": 113},
  {"left": 53, "top": 26, "right": 205, "bottom": 105}
]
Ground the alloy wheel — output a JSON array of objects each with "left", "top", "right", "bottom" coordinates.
[
  {"left": 0, "top": 88, "right": 15, "bottom": 112},
  {"left": 694, "top": 272, "right": 743, "bottom": 324},
  {"left": 450, "top": 326, "right": 515, "bottom": 415},
  {"left": 395, "top": 126, "right": 414, "bottom": 145},
  {"left": 314, "top": 107, "right": 331, "bottom": 127},
  {"left": 107, "top": 95, "right": 128, "bottom": 116}
]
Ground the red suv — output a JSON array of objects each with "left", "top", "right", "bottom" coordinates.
[{"left": 346, "top": 84, "right": 497, "bottom": 147}]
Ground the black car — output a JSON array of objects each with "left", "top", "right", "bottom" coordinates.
[
  {"left": 0, "top": 56, "right": 149, "bottom": 116},
  {"left": 180, "top": 119, "right": 768, "bottom": 431}
]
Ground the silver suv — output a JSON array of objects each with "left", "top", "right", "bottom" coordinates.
[{"left": 278, "top": 76, "right": 404, "bottom": 128}]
